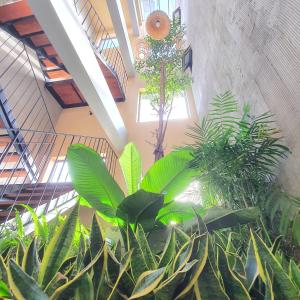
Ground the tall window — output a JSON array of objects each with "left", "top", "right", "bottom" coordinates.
[{"left": 137, "top": 92, "right": 189, "bottom": 122}]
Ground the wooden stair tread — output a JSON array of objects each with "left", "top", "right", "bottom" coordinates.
[
  {"left": 0, "top": 169, "right": 27, "bottom": 178},
  {"left": 0, "top": 0, "right": 33, "bottom": 23},
  {"left": 2, "top": 153, "right": 20, "bottom": 163}
]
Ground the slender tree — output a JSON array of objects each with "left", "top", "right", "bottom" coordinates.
[{"left": 136, "top": 21, "right": 191, "bottom": 161}]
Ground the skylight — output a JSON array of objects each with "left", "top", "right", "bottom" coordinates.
[{"left": 140, "top": 0, "right": 178, "bottom": 20}]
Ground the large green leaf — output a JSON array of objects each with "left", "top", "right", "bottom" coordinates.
[
  {"left": 156, "top": 201, "right": 205, "bottom": 225},
  {"left": 38, "top": 202, "right": 79, "bottom": 288},
  {"left": 74, "top": 273, "right": 94, "bottom": 300},
  {"left": 117, "top": 190, "right": 163, "bottom": 231},
  {"left": 0, "top": 280, "right": 12, "bottom": 299},
  {"left": 67, "top": 144, "right": 124, "bottom": 221},
  {"left": 250, "top": 231, "right": 299, "bottom": 300},
  {"left": 119, "top": 143, "right": 142, "bottom": 195},
  {"left": 140, "top": 149, "right": 194, "bottom": 203},
  {"left": 8, "top": 260, "right": 48, "bottom": 300},
  {"left": 204, "top": 207, "right": 260, "bottom": 231},
  {"left": 289, "top": 260, "right": 300, "bottom": 289}
]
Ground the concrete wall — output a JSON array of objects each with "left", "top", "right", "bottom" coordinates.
[{"left": 181, "top": 0, "right": 300, "bottom": 196}]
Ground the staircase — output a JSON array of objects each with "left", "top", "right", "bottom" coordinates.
[
  {"left": 0, "top": 0, "right": 127, "bottom": 107},
  {"left": 0, "top": 128, "right": 117, "bottom": 225}
]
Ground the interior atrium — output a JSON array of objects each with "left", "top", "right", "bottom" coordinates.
[{"left": 0, "top": 1, "right": 299, "bottom": 299}]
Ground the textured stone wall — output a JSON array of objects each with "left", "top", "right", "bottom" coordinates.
[{"left": 181, "top": 0, "right": 300, "bottom": 195}]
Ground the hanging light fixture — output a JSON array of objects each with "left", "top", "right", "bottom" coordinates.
[{"left": 145, "top": 10, "right": 170, "bottom": 40}]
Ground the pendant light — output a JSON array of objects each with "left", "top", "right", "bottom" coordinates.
[{"left": 145, "top": 10, "right": 170, "bottom": 40}]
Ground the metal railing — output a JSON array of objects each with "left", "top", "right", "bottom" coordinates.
[
  {"left": 0, "top": 128, "right": 117, "bottom": 226},
  {"left": 0, "top": 31, "right": 55, "bottom": 132},
  {"left": 73, "top": 0, "right": 128, "bottom": 96}
]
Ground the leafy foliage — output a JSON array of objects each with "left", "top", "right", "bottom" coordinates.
[
  {"left": 187, "top": 91, "right": 290, "bottom": 209},
  {"left": 0, "top": 205, "right": 298, "bottom": 299}
]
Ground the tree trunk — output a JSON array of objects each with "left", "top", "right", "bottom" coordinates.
[{"left": 154, "top": 63, "right": 166, "bottom": 161}]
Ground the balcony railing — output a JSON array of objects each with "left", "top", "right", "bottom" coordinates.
[
  {"left": 0, "top": 128, "right": 117, "bottom": 227},
  {"left": 73, "top": 0, "right": 128, "bottom": 95}
]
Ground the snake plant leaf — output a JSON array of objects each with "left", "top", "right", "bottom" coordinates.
[
  {"left": 74, "top": 273, "right": 94, "bottom": 300},
  {"left": 245, "top": 240, "right": 258, "bottom": 290},
  {"left": 67, "top": 144, "right": 124, "bottom": 221},
  {"left": 21, "top": 238, "right": 40, "bottom": 280},
  {"left": 204, "top": 207, "right": 260, "bottom": 231},
  {"left": 140, "top": 149, "right": 194, "bottom": 203},
  {"left": 136, "top": 225, "right": 157, "bottom": 270},
  {"left": 0, "top": 256, "right": 8, "bottom": 284},
  {"left": 0, "top": 280, "right": 12, "bottom": 298},
  {"left": 158, "top": 228, "right": 176, "bottom": 268},
  {"left": 250, "top": 230, "right": 299, "bottom": 299},
  {"left": 156, "top": 201, "right": 206, "bottom": 225},
  {"left": 198, "top": 257, "right": 229, "bottom": 300},
  {"left": 289, "top": 260, "right": 300, "bottom": 289},
  {"left": 172, "top": 239, "right": 193, "bottom": 273},
  {"left": 19, "top": 205, "right": 48, "bottom": 244},
  {"left": 16, "top": 242, "right": 25, "bottom": 266},
  {"left": 119, "top": 143, "right": 142, "bottom": 195},
  {"left": 175, "top": 234, "right": 209, "bottom": 299},
  {"left": 218, "top": 247, "right": 251, "bottom": 300},
  {"left": 50, "top": 248, "right": 103, "bottom": 300},
  {"left": 154, "top": 260, "right": 198, "bottom": 300},
  {"left": 8, "top": 260, "right": 48, "bottom": 300},
  {"left": 129, "top": 267, "right": 165, "bottom": 299},
  {"left": 127, "top": 225, "right": 148, "bottom": 281},
  {"left": 174, "top": 227, "right": 190, "bottom": 247},
  {"left": 107, "top": 250, "right": 133, "bottom": 300},
  {"left": 38, "top": 201, "right": 79, "bottom": 288},
  {"left": 90, "top": 214, "right": 105, "bottom": 259},
  {"left": 117, "top": 190, "right": 163, "bottom": 232},
  {"left": 265, "top": 268, "right": 275, "bottom": 300}
]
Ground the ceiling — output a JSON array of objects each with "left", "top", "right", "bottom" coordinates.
[{"left": 90, "top": 0, "right": 132, "bottom": 34}]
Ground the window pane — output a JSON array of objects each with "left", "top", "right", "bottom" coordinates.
[{"left": 138, "top": 92, "right": 189, "bottom": 122}]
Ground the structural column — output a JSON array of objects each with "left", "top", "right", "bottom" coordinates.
[
  {"left": 106, "top": 0, "right": 135, "bottom": 76},
  {"left": 28, "top": 0, "right": 127, "bottom": 151}
]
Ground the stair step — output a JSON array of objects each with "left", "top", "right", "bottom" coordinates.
[
  {"left": 0, "top": 135, "right": 11, "bottom": 144},
  {"left": 0, "top": 1, "right": 33, "bottom": 23},
  {"left": 0, "top": 169, "right": 27, "bottom": 178},
  {"left": 1, "top": 153, "right": 19, "bottom": 163}
]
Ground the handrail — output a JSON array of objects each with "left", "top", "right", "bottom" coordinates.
[
  {"left": 0, "top": 128, "right": 118, "bottom": 227},
  {"left": 73, "top": 0, "right": 128, "bottom": 95}
]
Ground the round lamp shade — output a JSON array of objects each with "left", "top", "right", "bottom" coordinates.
[{"left": 145, "top": 10, "right": 170, "bottom": 40}]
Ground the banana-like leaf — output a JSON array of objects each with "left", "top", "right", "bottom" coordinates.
[
  {"left": 38, "top": 202, "right": 79, "bottom": 288},
  {"left": 50, "top": 248, "right": 103, "bottom": 300},
  {"left": 158, "top": 228, "right": 176, "bottom": 268},
  {"left": 245, "top": 240, "right": 258, "bottom": 290},
  {"left": 289, "top": 260, "right": 300, "bottom": 289},
  {"left": 218, "top": 247, "right": 251, "bottom": 299},
  {"left": 0, "top": 280, "right": 11, "bottom": 298},
  {"left": 136, "top": 225, "right": 157, "bottom": 270},
  {"left": 204, "top": 207, "right": 260, "bottom": 231},
  {"left": 67, "top": 144, "right": 124, "bottom": 221},
  {"left": 140, "top": 149, "right": 195, "bottom": 203},
  {"left": 117, "top": 190, "right": 163, "bottom": 232},
  {"left": 156, "top": 201, "right": 206, "bottom": 225},
  {"left": 250, "top": 230, "right": 299, "bottom": 299},
  {"left": 8, "top": 260, "right": 48, "bottom": 300},
  {"left": 129, "top": 267, "right": 165, "bottom": 299},
  {"left": 119, "top": 143, "right": 142, "bottom": 195},
  {"left": 90, "top": 214, "right": 105, "bottom": 259},
  {"left": 22, "top": 238, "right": 39, "bottom": 280},
  {"left": 175, "top": 234, "right": 209, "bottom": 299},
  {"left": 74, "top": 273, "right": 94, "bottom": 300}
]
